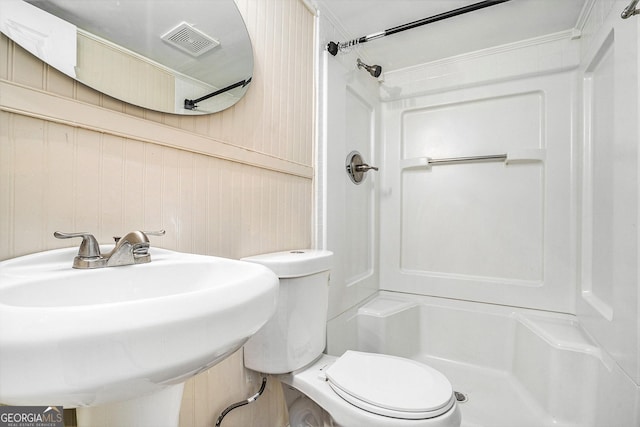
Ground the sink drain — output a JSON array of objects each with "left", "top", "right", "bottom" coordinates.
[{"left": 454, "top": 391, "right": 468, "bottom": 403}]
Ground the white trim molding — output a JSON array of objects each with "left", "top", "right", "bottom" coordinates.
[{"left": 0, "top": 79, "right": 313, "bottom": 179}]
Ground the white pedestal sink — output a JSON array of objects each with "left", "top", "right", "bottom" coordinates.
[{"left": 0, "top": 247, "right": 279, "bottom": 427}]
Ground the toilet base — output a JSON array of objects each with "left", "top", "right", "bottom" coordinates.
[{"left": 285, "top": 393, "right": 332, "bottom": 427}]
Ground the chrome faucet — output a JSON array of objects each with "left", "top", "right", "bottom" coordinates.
[{"left": 54, "top": 230, "right": 165, "bottom": 269}]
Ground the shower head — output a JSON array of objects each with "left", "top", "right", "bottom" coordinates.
[{"left": 357, "top": 58, "right": 382, "bottom": 78}]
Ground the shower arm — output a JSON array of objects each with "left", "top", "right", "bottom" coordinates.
[
  {"left": 621, "top": 0, "right": 640, "bottom": 18},
  {"left": 327, "top": 0, "right": 511, "bottom": 56}
]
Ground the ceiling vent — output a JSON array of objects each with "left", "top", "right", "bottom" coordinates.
[{"left": 161, "top": 22, "right": 219, "bottom": 57}]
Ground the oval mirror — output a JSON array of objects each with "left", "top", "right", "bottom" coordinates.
[{"left": 0, "top": 0, "right": 254, "bottom": 115}]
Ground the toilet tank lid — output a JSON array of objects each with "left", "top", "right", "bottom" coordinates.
[{"left": 241, "top": 250, "right": 333, "bottom": 278}]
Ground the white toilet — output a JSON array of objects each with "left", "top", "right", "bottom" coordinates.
[{"left": 242, "top": 250, "right": 461, "bottom": 427}]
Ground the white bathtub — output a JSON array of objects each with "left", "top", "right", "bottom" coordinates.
[{"left": 326, "top": 291, "right": 639, "bottom": 427}]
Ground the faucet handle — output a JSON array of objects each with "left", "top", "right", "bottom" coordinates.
[
  {"left": 142, "top": 230, "right": 166, "bottom": 237},
  {"left": 53, "top": 231, "right": 101, "bottom": 258},
  {"left": 113, "top": 230, "right": 165, "bottom": 243}
]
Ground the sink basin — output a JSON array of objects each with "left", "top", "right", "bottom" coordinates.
[{"left": 0, "top": 247, "right": 279, "bottom": 411}]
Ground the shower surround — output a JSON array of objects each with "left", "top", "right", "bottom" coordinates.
[{"left": 318, "top": 1, "right": 640, "bottom": 425}]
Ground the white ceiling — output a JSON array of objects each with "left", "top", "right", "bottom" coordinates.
[
  {"left": 316, "top": 0, "right": 588, "bottom": 72},
  {"left": 19, "top": 0, "right": 589, "bottom": 82}
]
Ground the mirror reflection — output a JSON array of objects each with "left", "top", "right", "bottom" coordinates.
[{"left": 0, "top": 0, "right": 254, "bottom": 115}]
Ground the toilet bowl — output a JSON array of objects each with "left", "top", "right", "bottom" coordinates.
[
  {"left": 281, "top": 353, "right": 460, "bottom": 427},
  {"left": 241, "top": 250, "right": 461, "bottom": 427}
]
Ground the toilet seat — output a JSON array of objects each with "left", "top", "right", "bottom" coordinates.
[{"left": 324, "top": 351, "right": 455, "bottom": 420}]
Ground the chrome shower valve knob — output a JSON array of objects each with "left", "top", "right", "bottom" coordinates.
[{"left": 346, "top": 151, "right": 378, "bottom": 184}]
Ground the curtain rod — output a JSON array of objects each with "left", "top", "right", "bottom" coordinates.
[{"left": 327, "top": 0, "right": 511, "bottom": 56}]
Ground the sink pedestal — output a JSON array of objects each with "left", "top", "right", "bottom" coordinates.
[{"left": 76, "top": 384, "right": 184, "bottom": 427}]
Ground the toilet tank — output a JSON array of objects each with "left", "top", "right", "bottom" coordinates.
[{"left": 241, "top": 250, "right": 333, "bottom": 374}]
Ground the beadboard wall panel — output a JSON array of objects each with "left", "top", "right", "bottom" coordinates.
[
  {"left": 0, "top": 1, "right": 313, "bottom": 426},
  {"left": 0, "top": 112, "right": 312, "bottom": 260}
]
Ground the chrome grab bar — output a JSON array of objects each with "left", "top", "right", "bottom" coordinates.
[
  {"left": 400, "top": 149, "right": 545, "bottom": 170},
  {"left": 427, "top": 154, "right": 507, "bottom": 165}
]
